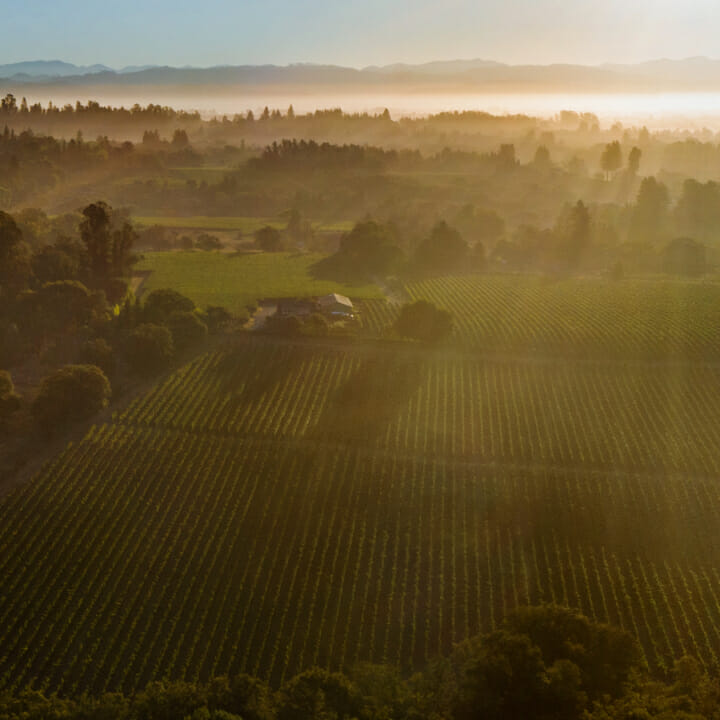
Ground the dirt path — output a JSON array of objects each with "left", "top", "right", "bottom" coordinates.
[
  {"left": 130, "top": 270, "right": 153, "bottom": 299},
  {"left": 245, "top": 302, "right": 277, "bottom": 330}
]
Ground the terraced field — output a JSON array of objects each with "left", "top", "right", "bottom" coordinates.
[{"left": 3, "top": 340, "right": 720, "bottom": 694}]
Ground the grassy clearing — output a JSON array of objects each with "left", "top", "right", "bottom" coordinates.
[
  {"left": 133, "top": 215, "right": 354, "bottom": 234},
  {"left": 133, "top": 216, "right": 286, "bottom": 232},
  {"left": 136, "top": 251, "right": 383, "bottom": 311}
]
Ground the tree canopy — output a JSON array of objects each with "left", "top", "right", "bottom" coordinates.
[
  {"left": 414, "top": 221, "right": 469, "bottom": 275},
  {"left": 125, "top": 323, "right": 175, "bottom": 374},
  {"left": 143, "top": 288, "right": 196, "bottom": 323},
  {"left": 395, "top": 300, "right": 453, "bottom": 343},
  {"left": 32, "top": 364, "right": 111, "bottom": 433}
]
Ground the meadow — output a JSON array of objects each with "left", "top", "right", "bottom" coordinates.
[
  {"left": 132, "top": 216, "right": 354, "bottom": 234},
  {"left": 132, "top": 216, "right": 287, "bottom": 233},
  {"left": 3, "top": 341, "right": 720, "bottom": 694},
  {"left": 135, "top": 252, "right": 384, "bottom": 311}
]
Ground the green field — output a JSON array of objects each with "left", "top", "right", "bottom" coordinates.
[
  {"left": 133, "top": 216, "right": 287, "bottom": 232},
  {"left": 3, "top": 340, "right": 720, "bottom": 694},
  {"left": 136, "top": 252, "right": 383, "bottom": 311},
  {"left": 133, "top": 216, "right": 354, "bottom": 234},
  {"left": 406, "top": 274, "right": 720, "bottom": 358}
]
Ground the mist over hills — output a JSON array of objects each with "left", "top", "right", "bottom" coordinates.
[{"left": 4, "top": 57, "right": 720, "bottom": 92}]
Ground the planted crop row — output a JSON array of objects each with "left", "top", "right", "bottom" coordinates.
[
  {"left": 3, "top": 430, "right": 720, "bottom": 692},
  {"left": 116, "top": 344, "right": 720, "bottom": 476},
  {"left": 406, "top": 274, "right": 720, "bottom": 358},
  {"left": 354, "top": 299, "right": 399, "bottom": 336}
]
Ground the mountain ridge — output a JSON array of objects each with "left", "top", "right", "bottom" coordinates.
[{"left": 3, "top": 57, "right": 720, "bottom": 92}]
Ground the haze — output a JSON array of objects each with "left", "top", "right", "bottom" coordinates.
[{"left": 5, "top": 0, "right": 720, "bottom": 68}]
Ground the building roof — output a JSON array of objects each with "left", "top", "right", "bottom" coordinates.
[{"left": 318, "top": 293, "right": 353, "bottom": 309}]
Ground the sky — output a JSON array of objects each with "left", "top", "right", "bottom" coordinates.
[{"left": 3, "top": 0, "right": 720, "bottom": 69}]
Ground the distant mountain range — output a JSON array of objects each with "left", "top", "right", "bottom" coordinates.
[
  {"left": 4, "top": 57, "right": 720, "bottom": 92},
  {"left": 0, "top": 60, "right": 159, "bottom": 81}
]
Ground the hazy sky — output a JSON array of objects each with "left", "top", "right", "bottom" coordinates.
[{"left": 4, "top": 0, "right": 720, "bottom": 68}]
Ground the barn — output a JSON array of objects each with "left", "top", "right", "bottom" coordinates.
[{"left": 318, "top": 293, "right": 354, "bottom": 317}]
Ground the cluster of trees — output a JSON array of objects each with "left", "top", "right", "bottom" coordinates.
[
  {"left": 262, "top": 311, "right": 336, "bottom": 338},
  {"left": 395, "top": 300, "right": 453, "bottom": 343},
  {"left": 4, "top": 114, "right": 720, "bottom": 278},
  {"left": 4, "top": 285, "right": 232, "bottom": 441},
  {"left": 0, "top": 124, "right": 200, "bottom": 209},
  {"left": 0, "top": 202, "right": 237, "bottom": 451},
  {"left": 313, "top": 170, "right": 716, "bottom": 281},
  {"left": 2, "top": 606, "right": 719, "bottom": 719},
  {"left": 251, "top": 210, "right": 315, "bottom": 253},
  {"left": 250, "top": 139, "right": 405, "bottom": 171},
  {"left": 0, "top": 202, "right": 136, "bottom": 367},
  {"left": 316, "top": 218, "right": 486, "bottom": 283},
  {"left": 0, "top": 94, "right": 201, "bottom": 139}
]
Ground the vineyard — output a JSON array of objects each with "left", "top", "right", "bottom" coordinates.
[
  {"left": 3, "top": 340, "right": 720, "bottom": 694},
  {"left": 405, "top": 274, "right": 720, "bottom": 357}
]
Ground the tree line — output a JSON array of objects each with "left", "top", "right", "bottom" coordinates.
[{"left": 1, "top": 605, "right": 718, "bottom": 720}]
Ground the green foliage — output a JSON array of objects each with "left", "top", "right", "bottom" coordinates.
[
  {"left": 37, "top": 280, "right": 96, "bottom": 329},
  {"left": 0, "top": 210, "right": 31, "bottom": 297},
  {"left": 31, "top": 244, "right": 81, "bottom": 284},
  {"left": 125, "top": 323, "right": 174, "bottom": 374},
  {"left": 454, "top": 205, "right": 505, "bottom": 246},
  {"left": 601, "top": 141, "right": 622, "bottom": 177},
  {"left": 663, "top": 237, "right": 706, "bottom": 277},
  {"left": 31, "top": 364, "right": 111, "bottom": 432},
  {"left": 0, "top": 209, "right": 22, "bottom": 256},
  {"left": 324, "top": 220, "right": 403, "bottom": 280},
  {"left": 262, "top": 314, "right": 304, "bottom": 336},
  {"left": 628, "top": 146, "right": 642, "bottom": 174},
  {"left": 254, "top": 225, "right": 283, "bottom": 252},
  {"left": 675, "top": 180, "right": 720, "bottom": 242},
  {"left": 80, "top": 338, "right": 116, "bottom": 377},
  {"left": 250, "top": 139, "right": 398, "bottom": 172},
  {"left": 263, "top": 311, "right": 331, "bottom": 337},
  {"left": 452, "top": 607, "right": 639, "bottom": 720},
  {"left": 134, "top": 217, "right": 286, "bottom": 233},
  {"left": 80, "top": 201, "right": 138, "bottom": 282},
  {"left": 0, "top": 369, "right": 20, "bottom": 427},
  {"left": 144, "top": 288, "right": 196, "bottom": 323},
  {"left": 80, "top": 201, "right": 113, "bottom": 278},
  {"left": 277, "top": 668, "right": 362, "bottom": 720},
  {"left": 395, "top": 299, "right": 453, "bottom": 342},
  {"left": 166, "top": 310, "right": 208, "bottom": 350},
  {"left": 630, "top": 177, "right": 669, "bottom": 244},
  {"left": 204, "top": 306, "right": 233, "bottom": 333},
  {"left": 136, "top": 251, "right": 382, "bottom": 313},
  {"left": 0, "top": 614, "right": 717, "bottom": 719},
  {"left": 195, "top": 233, "right": 223, "bottom": 251},
  {"left": 554, "top": 200, "right": 591, "bottom": 267},
  {"left": 414, "top": 220, "right": 468, "bottom": 275}
]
